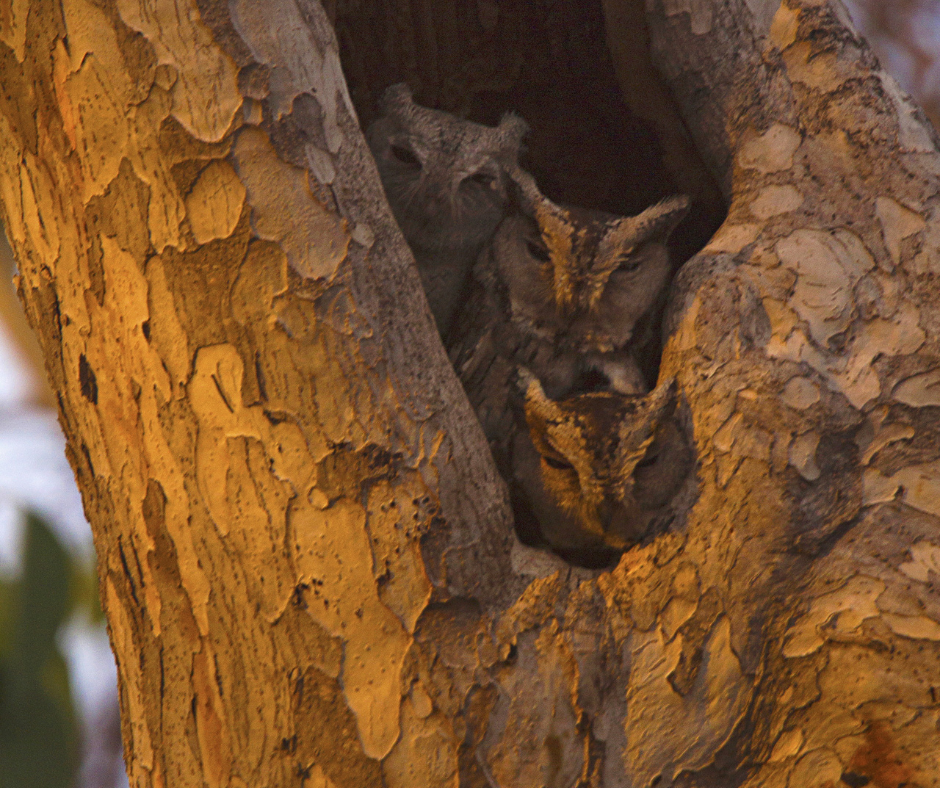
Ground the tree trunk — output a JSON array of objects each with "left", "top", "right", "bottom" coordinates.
[{"left": 1, "top": 0, "right": 938, "bottom": 786}]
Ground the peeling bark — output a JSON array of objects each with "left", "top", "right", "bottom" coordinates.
[
  {"left": 639, "top": 0, "right": 940, "bottom": 784},
  {"left": 1, "top": 0, "right": 939, "bottom": 786}
]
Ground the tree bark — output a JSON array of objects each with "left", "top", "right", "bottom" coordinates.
[
  {"left": 1, "top": 0, "right": 939, "bottom": 786},
  {"left": 0, "top": 0, "right": 515, "bottom": 784},
  {"left": 639, "top": 2, "right": 940, "bottom": 784}
]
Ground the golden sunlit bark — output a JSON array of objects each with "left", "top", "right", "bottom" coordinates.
[{"left": 0, "top": 0, "right": 514, "bottom": 784}]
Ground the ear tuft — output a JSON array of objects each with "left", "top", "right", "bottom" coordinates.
[
  {"left": 631, "top": 195, "right": 691, "bottom": 245},
  {"left": 498, "top": 112, "right": 530, "bottom": 149},
  {"left": 516, "top": 365, "right": 542, "bottom": 396},
  {"left": 506, "top": 165, "right": 540, "bottom": 209},
  {"left": 378, "top": 83, "right": 415, "bottom": 114}
]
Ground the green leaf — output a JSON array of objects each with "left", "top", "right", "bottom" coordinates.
[
  {"left": 14, "top": 511, "right": 71, "bottom": 673},
  {"left": 0, "top": 511, "right": 78, "bottom": 788},
  {"left": 0, "top": 670, "right": 76, "bottom": 788}
]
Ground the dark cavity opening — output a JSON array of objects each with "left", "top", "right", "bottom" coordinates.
[
  {"left": 331, "top": 0, "right": 726, "bottom": 383},
  {"left": 331, "top": 0, "right": 716, "bottom": 567}
]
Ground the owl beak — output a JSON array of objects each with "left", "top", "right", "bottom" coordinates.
[{"left": 600, "top": 497, "right": 646, "bottom": 548}]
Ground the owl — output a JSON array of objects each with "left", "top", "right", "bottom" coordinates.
[
  {"left": 446, "top": 169, "right": 691, "bottom": 564},
  {"left": 511, "top": 370, "right": 692, "bottom": 565},
  {"left": 367, "top": 83, "right": 528, "bottom": 337},
  {"left": 493, "top": 167, "right": 690, "bottom": 356},
  {"left": 447, "top": 249, "right": 645, "bottom": 484}
]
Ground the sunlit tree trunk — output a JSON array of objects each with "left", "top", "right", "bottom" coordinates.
[
  {"left": 0, "top": 0, "right": 938, "bottom": 786},
  {"left": 636, "top": 1, "right": 940, "bottom": 784}
]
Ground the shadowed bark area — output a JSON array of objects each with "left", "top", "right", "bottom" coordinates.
[{"left": 0, "top": 0, "right": 938, "bottom": 786}]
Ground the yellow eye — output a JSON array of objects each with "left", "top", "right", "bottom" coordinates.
[{"left": 465, "top": 171, "right": 497, "bottom": 188}]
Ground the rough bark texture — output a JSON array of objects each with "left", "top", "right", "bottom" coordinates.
[
  {"left": 0, "top": 0, "right": 516, "bottom": 784},
  {"left": 1, "top": 0, "right": 939, "bottom": 786},
  {"left": 641, "top": 1, "right": 940, "bottom": 785}
]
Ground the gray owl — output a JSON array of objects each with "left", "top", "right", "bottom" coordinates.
[
  {"left": 511, "top": 370, "right": 692, "bottom": 565},
  {"left": 493, "top": 168, "right": 690, "bottom": 356},
  {"left": 367, "top": 83, "right": 528, "bottom": 338}
]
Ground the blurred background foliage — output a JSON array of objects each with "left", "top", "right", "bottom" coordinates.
[
  {"left": 844, "top": 0, "right": 940, "bottom": 127},
  {"left": 0, "top": 512, "right": 85, "bottom": 788},
  {"left": 0, "top": 2, "right": 934, "bottom": 786}
]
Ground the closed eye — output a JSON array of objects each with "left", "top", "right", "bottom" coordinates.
[
  {"left": 617, "top": 255, "right": 642, "bottom": 273},
  {"left": 390, "top": 144, "right": 421, "bottom": 167},
  {"left": 543, "top": 454, "right": 574, "bottom": 471},
  {"left": 464, "top": 171, "right": 497, "bottom": 188},
  {"left": 526, "top": 240, "right": 551, "bottom": 263}
]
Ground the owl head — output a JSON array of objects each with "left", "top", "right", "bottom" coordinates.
[
  {"left": 366, "top": 83, "right": 529, "bottom": 251},
  {"left": 493, "top": 169, "right": 690, "bottom": 352},
  {"left": 512, "top": 369, "right": 691, "bottom": 563}
]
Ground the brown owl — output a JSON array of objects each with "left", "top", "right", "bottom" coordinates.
[
  {"left": 446, "top": 168, "right": 692, "bottom": 565},
  {"left": 493, "top": 168, "right": 689, "bottom": 356},
  {"left": 511, "top": 370, "right": 693, "bottom": 565},
  {"left": 367, "top": 84, "right": 528, "bottom": 337}
]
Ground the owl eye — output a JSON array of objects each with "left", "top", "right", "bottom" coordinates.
[
  {"left": 390, "top": 144, "right": 421, "bottom": 167},
  {"left": 526, "top": 240, "right": 551, "bottom": 263},
  {"left": 465, "top": 171, "right": 498, "bottom": 188},
  {"left": 542, "top": 454, "right": 574, "bottom": 472},
  {"left": 635, "top": 446, "right": 660, "bottom": 470},
  {"left": 571, "top": 367, "right": 611, "bottom": 394},
  {"left": 617, "top": 256, "right": 642, "bottom": 273}
]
